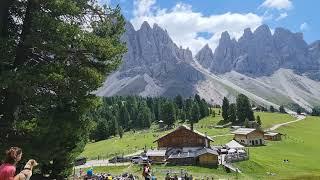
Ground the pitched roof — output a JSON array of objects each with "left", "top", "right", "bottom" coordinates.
[
  {"left": 196, "top": 147, "right": 219, "bottom": 156},
  {"left": 153, "top": 125, "right": 213, "bottom": 143},
  {"left": 168, "top": 151, "right": 197, "bottom": 159},
  {"left": 146, "top": 150, "right": 166, "bottom": 157},
  {"left": 264, "top": 132, "right": 282, "bottom": 136},
  {"left": 232, "top": 128, "right": 263, "bottom": 135},
  {"left": 225, "top": 140, "right": 244, "bottom": 149}
]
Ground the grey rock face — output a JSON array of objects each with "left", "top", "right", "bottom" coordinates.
[
  {"left": 102, "top": 21, "right": 204, "bottom": 98},
  {"left": 195, "top": 44, "right": 214, "bottom": 69},
  {"left": 196, "top": 24, "right": 320, "bottom": 78}
]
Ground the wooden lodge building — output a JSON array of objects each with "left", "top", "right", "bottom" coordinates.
[
  {"left": 232, "top": 128, "right": 265, "bottom": 146},
  {"left": 154, "top": 125, "right": 213, "bottom": 148},
  {"left": 147, "top": 125, "right": 219, "bottom": 166},
  {"left": 264, "top": 132, "right": 282, "bottom": 141}
]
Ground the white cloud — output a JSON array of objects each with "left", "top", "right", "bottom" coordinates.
[
  {"left": 131, "top": 1, "right": 263, "bottom": 54},
  {"left": 300, "top": 22, "right": 309, "bottom": 31},
  {"left": 275, "top": 12, "right": 288, "bottom": 21},
  {"left": 260, "top": 0, "right": 293, "bottom": 10},
  {"left": 133, "top": 0, "right": 156, "bottom": 17}
]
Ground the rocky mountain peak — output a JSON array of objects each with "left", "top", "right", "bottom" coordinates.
[
  {"left": 254, "top": 24, "right": 272, "bottom": 37},
  {"left": 195, "top": 44, "right": 214, "bottom": 68},
  {"left": 140, "top": 21, "right": 152, "bottom": 30}
]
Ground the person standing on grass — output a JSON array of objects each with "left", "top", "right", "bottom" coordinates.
[
  {"left": 0, "top": 147, "right": 23, "bottom": 180},
  {"left": 142, "top": 163, "right": 151, "bottom": 180}
]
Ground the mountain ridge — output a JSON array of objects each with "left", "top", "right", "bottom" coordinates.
[{"left": 96, "top": 21, "right": 320, "bottom": 111}]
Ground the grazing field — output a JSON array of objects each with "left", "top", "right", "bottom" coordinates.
[
  {"left": 82, "top": 165, "right": 238, "bottom": 179},
  {"left": 81, "top": 110, "right": 296, "bottom": 160},
  {"left": 80, "top": 115, "right": 320, "bottom": 179},
  {"left": 254, "top": 111, "right": 296, "bottom": 129},
  {"left": 235, "top": 116, "right": 320, "bottom": 179}
]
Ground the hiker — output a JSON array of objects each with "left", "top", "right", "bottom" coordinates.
[
  {"left": 142, "top": 163, "right": 151, "bottom": 180},
  {"left": 0, "top": 147, "right": 23, "bottom": 180}
]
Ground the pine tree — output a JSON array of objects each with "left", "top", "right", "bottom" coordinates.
[
  {"left": 228, "top": 103, "right": 237, "bottom": 123},
  {"left": 236, "top": 94, "right": 251, "bottom": 122},
  {"left": 222, "top": 97, "right": 230, "bottom": 121},
  {"left": 175, "top": 95, "right": 184, "bottom": 109},
  {"left": 279, "top": 105, "right": 286, "bottom": 113},
  {"left": 118, "top": 126, "right": 124, "bottom": 139},
  {"left": 212, "top": 110, "right": 216, "bottom": 117},
  {"left": 190, "top": 103, "right": 200, "bottom": 130},
  {"left": 199, "top": 99, "right": 209, "bottom": 119},
  {"left": 119, "top": 104, "right": 130, "bottom": 130},
  {"left": 244, "top": 118, "right": 250, "bottom": 128},
  {"left": 256, "top": 115, "right": 261, "bottom": 127},
  {"left": 248, "top": 110, "right": 255, "bottom": 121},
  {"left": 270, "top": 106, "right": 275, "bottom": 113},
  {"left": 161, "top": 102, "right": 176, "bottom": 127}
]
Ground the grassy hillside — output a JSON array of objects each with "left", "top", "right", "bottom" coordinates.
[
  {"left": 81, "top": 110, "right": 295, "bottom": 159},
  {"left": 236, "top": 116, "right": 320, "bottom": 179},
  {"left": 80, "top": 111, "right": 320, "bottom": 179}
]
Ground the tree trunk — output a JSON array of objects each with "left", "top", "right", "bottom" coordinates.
[
  {"left": 14, "top": 0, "right": 38, "bottom": 67},
  {"left": 0, "top": 0, "right": 12, "bottom": 38}
]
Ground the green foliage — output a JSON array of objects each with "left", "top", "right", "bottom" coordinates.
[
  {"left": 270, "top": 105, "right": 275, "bottom": 113},
  {"left": 256, "top": 115, "right": 261, "bottom": 126},
  {"left": 222, "top": 97, "right": 230, "bottom": 121},
  {"left": 228, "top": 103, "right": 237, "bottom": 122},
  {"left": 236, "top": 94, "right": 253, "bottom": 122},
  {"left": 312, "top": 106, "right": 320, "bottom": 116},
  {"left": 244, "top": 118, "right": 250, "bottom": 128},
  {"left": 161, "top": 101, "right": 176, "bottom": 127},
  {"left": 137, "top": 102, "right": 152, "bottom": 128},
  {"left": 118, "top": 126, "right": 124, "bottom": 139},
  {"left": 175, "top": 95, "right": 184, "bottom": 109},
  {"left": 279, "top": 105, "right": 286, "bottom": 113},
  {"left": 0, "top": 0, "right": 126, "bottom": 178},
  {"left": 199, "top": 99, "right": 209, "bottom": 119},
  {"left": 190, "top": 103, "right": 200, "bottom": 129}
]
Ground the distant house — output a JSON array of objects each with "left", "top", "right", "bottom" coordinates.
[
  {"left": 232, "top": 128, "right": 265, "bottom": 146},
  {"left": 153, "top": 125, "right": 213, "bottom": 148},
  {"left": 146, "top": 149, "right": 166, "bottom": 163},
  {"left": 264, "top": 132, "right": 282, "bottom": 141},
  {"left": 152, "top": 125, "right": 218, "bottom": 167},
  {"left": 197, "top": 147, "right": 219, "bottom": 166},
  {"left": 225, "top": 140, "right": 245, "bottom": 150},
  {"left": 167, "top": 147, "right": 219, "bottom": 166}
]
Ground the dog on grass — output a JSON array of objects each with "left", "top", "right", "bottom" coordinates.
[{"left": 16, "top": 159, "right": 38, "bottom": 180}]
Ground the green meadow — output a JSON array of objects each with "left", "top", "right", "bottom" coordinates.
[{"left": 80, "top": 110, "right": 320, "bottom": 179}]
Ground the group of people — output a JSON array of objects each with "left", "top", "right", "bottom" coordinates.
[
  {"left": 0, "top": 147, "right": 24, "bottom": 180},
  {"left": 79, "top": 168, "right": 137, "bottom": 180}
]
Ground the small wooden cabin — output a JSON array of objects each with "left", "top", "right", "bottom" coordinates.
[
  {"left": 232, "top": 128, "right": 265, "bottom": 146},
  {"left": 197, "top": 148, "right": 219, "bottom": 166},
  {"left": 146, "top": 150, "right": 166, "bottom": 163},
  {"left": 153, "top": 125, "right": 213, "bottom": 148},
  {"left": 264, "top": 132, "right": 282, "bottom": 141}
]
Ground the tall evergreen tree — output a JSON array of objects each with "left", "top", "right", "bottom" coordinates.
[
  {"left": 0, "top": 1, "right": 126, "bottom": 177},
  {"left": 222, "top": 97, "right": 230, "bottom": 121},
  {"left": 228, "top": 103, "right": 237, "bottom": 123},
  {"left": 119, "top": 104, "right": 130, "bottom": 130},
  {"left": 279, "top": 105, "right": 286, "bottom": 113},
  {"left": 256, "top": 115, "right": 262, "bottom": 127},
  {"left": 270, "top": 106, "right": 275, "bottom": 113},
  {"left": 190, "top": 103, "right": 200, "bottom": 130},
  {"left": 161, "top": 102, "right": 176, "bottom": 127},
  {"left": 175, "top": 95, "right": 184, "bottom": 109},
  {"left": 194, "top": 94, "right": 201, "bottom": 103},
  {"left": 236, "top": 94, "right": 251, "bottom": 122},
  {"left": 118, "top": 126, "right": 124, "bottom": 139}
]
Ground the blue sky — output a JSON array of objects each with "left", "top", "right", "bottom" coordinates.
[{"left": 102, "top": 0, "right": 319, "bottom": 53}]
